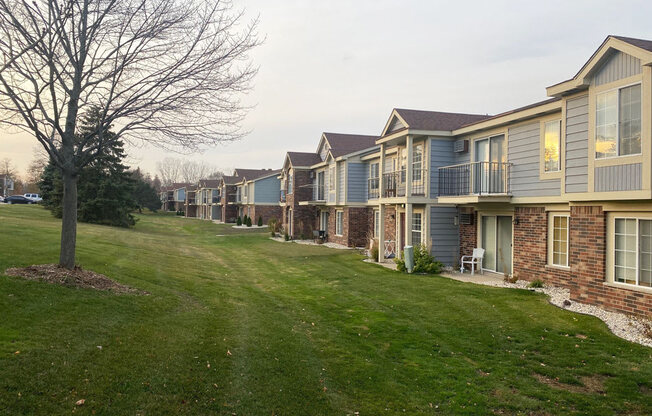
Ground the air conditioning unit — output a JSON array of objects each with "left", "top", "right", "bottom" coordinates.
[
  {"left": 459, "top": 213, "right": 473, "bottom": 225},
  {"left": 454, "top": 139, "right": 469, "bottom": 153}
]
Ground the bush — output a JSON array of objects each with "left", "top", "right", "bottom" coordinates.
[
  {"left": 236, "top": 216, "right": 242, "bottom": 226},
  {"left": 528, "top": 279, "right": 544, "bottom": 288},
  {"left": 258, "top": 216, "right": 263, "bottom": 226},
  {"left": 246, "top": 216, "right": 252, "bottom": 227},
  {"left": 176, "top": 210, "right": 184, "bottom": 216},
  {"left": 370, "top": 238, "right": 379, "bottom": 262},
  {"left": 284, "top": 231, "right": 289, "bottom": 241},
  {"left": 268, "top": 218, "right": 281, "bottom": 234},
  {"left": 395, "top": 244, "right": 443, "bottom": 274},
  {"left": 270, "top": 231, "right": 276, "bottom": 237},
  {"left": 243, "top": 214, "right": 248, "bottom": 223}
]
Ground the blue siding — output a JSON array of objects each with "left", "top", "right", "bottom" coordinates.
[
  {"left": 429, "top": 138, "right": 456, "bottom": 197},
  {"left": 508, "top": 122, "right": 561, "bottom": 197},
  {"left": 429, "top": 206, "right": 459, "bottom": 266},
  {"left": 253, "top": 175, "right": 280, "bottom": 203},
  {"left": 347, "top": 163, "right": 367, "bottom": 202},
  {"left": 595, "top": 163, "right": 642, "bottom": 192},
  {"left": 565, "top": 95, "right": 589, "bottom": 193}
]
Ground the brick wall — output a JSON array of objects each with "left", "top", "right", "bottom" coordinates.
[
  {"left": 248, "top": 205, "right": 282, "bottom": 226},
  {"left": 282, "top": 168, "right": 317, "bottom": 238},
  {"left": 321, "top": 207, "right": 372, "bottom": 247},
  {"left": 459, "top": 208, "right": 476, "bottom": 262}
]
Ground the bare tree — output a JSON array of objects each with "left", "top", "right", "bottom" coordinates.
[
  {"left": 156, "top": 157, "right": 183, "bottom": 186},
  {"left": 0, "top": 0, "right": 259, "bottom": 268}
]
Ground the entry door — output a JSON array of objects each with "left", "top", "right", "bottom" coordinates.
[{"left": 481, "top": 215, "right": 512, "bottom": 274}]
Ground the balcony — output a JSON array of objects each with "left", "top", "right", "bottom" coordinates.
[
  {"left": 187, "top": 198, "right": 196, "bottom": 205},
  {"left": 280, "top": 190, "right": 286, "bottom": 203},
  {"left": 438, "top": 162, "right": 511, "bottom": 199},
  {"left": 212, "top": 196, "right": 220, "bottom": 203},
  {"left": 381, "top": 169, "right": 427, "bottom": 198},
  {"left": 315, "top": 185, "right": 325, "bottom": 202},
  {"left": 368, "top": 177, "right": 379, "bottom": 199}
]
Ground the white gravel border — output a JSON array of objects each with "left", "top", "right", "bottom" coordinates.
[
  {"left": 269, "top": 236, "right": 355, "bottom": 250},
  {"left": 470, "top": 278, "right": 652, "bottom": 348}
]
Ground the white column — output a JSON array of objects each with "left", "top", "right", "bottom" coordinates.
[
  {"left": 378, "top": 203, "right": 385, "bottom": 262},
  {"left": 406, "top": 203, "right": 413, "bottom": 251},
  {"left": 406, "top": 135, "right": 413, "bottom": 198}
]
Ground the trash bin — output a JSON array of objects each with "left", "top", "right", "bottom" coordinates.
[{"left": 404, "top": 245, "right": 414, "bottom": 273}]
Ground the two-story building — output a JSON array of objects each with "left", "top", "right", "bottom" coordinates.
[
  {"left": 218, "top": 175, "right": 239, "bottom": 223},
  {"left": 232, "top": 168, "right": 282, "bottom": 224},
  {"left": 435, "top": 35, "right": 652, "bottom": 316},
  {"left": 172, "top": 183, "right": 193, "bottom": 214},
  {"left": 196, "top": 179, "right": 221, "bottom": 220},
  {"left": 279, "top": 152, "right": 323, "bottom": 238}
]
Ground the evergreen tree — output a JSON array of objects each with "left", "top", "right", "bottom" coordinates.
[{"left": 40, "top": 108, "right": 138, "bottom": 227}]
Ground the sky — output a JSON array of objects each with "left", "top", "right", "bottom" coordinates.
[{"left": 2, "top": 0, "right": 652, "bottom": 178}]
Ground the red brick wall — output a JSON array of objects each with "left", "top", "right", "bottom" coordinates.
[
  {"left": 459, "top": 208, "right": 476, "bottom": 263},
  {"left": 321, "top": 207, "right": 372, "bottom": 247},
  {"left": 248, "top": 205, "right": 282, "bottom": 226},
  {"left": 282, "top": 168, "right": 317, "bottom": 238},
  {"left": 513, "top": 207, "right": 572, "bottom": 287},
  {"left": 569, "top": 206, "right": 651, "bottom": 316}
]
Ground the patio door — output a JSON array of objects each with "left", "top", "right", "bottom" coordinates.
[
  {"left": 481, "top": 215, "right": 512, "bottom": 274},
  {"left": 320, "top": 211, "right": 329, "bottom": 232},
  {"left": 474, "top": 135, "right": 505, "bottom": 194}
]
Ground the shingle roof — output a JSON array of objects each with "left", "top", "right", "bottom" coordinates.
[
  {"left": 391, "top": 109, "right": 491, "bottom": 133},
  {"left": 233, "top": 168, "right": 280, "bottom": 181},
  {"left": 457, "top": 97, "right": 562, "bottom": 130},
  {"left": 221, "top": 175, "right": 239, "bottom": 185},
  {"left": 612, "top": 35, "right": 652, "bottom": 53},
  {"left": 197, "top": 179, "right": 221, "bottom": 188},
  {"left": 323, "top": 132, "right": 379, "bottom": 158},
  {"left": 170, "top": 182, "right": 192, "bottom": 190},
  {"left": 286, "top": 152, "right": 322, "bottom": 167}
]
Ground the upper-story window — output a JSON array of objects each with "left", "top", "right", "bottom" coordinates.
[
  {"left": 544, "top": 120, "right": 561, "bottom": 172},
  {"left": 243, "top": 185, "right": 247, "bottom": 198},
  {"left": 329, "top": 166, "right": 336, "bottom": 191},
  {"left": 288, "top": 173, "right": 293, "bottom": 194},
  {"left": 596, "top": 83, "right": 641, "bottom": 159},
  {"left": 412, "top": 144, "right": 423, "bottom": 181}
]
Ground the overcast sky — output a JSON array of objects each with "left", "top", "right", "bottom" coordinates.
[{"left": 2, "top": 0, "right": 652, "bottom": 177}]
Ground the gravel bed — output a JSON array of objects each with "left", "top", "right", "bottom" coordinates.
[
  {"left": 269, "top": 237, "right": 353, "bottom": 250},
  {"left": 474, "top": 279, "right": 651, "bottom": 348}
]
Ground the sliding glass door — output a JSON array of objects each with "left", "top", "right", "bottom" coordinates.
[
  {"left": 481, "top": 215, "right": 512, "bottom": 274},
  {"left": 474, "top": 135, "right": 506, "bottom": 194}
]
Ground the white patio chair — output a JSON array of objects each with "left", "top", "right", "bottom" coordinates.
[{"left": 460, "top": 248, "right": 485, "bottom": 275}]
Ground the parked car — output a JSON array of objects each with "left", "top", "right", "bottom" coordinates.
[
  {"left": 23, "top": 193, "right": 42, "bottom": 202},
  {"left": 4, "top": 195, "right": 35, "bottom": 204}
]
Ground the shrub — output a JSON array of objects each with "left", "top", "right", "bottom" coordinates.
[
  {"left": 243, "top": 214, "right": 248, "bottom": 223},
  {"left": 270, "top": 231, "right": 276, "bottom": 237},
  {"left": 528, "top": 279, "right": 544, "bottom": 288},
  {"left": 268, "top": 218, "right": 280, "bottom": 233},
  {"left": 176, "top": 210, "right": 184, "bottom": 216},
  {"left": 284, "top": 231, "right": 289, "bottom": 241},
  {"left": 236, "top": 216, "right": 242, "bottom": 226},
  {"left": 370, "top": 238, "right": 379, "bottom": 262},
  {"left": 258, "top": 216, "right": 263, "bottom": 226},
  {"left": 395, "top": 244, "right": 443, "bottom": 274},
  {"left": 246, "top": 216, "right": 252, "bottom": 227}
]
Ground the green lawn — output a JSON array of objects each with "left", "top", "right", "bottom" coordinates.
[{"left": 0, "top": 206, "right": 650, "bottom": 415}]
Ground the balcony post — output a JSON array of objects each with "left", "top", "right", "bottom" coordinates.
[
  {"left": 406, "top": 135, "right": 413, "bottom": 198},
  {"left": 379, "top": 143, "right": 386, "bottom": 199},
  {"left": 378, "top": 203, "right": 385, "bottom": 262}
]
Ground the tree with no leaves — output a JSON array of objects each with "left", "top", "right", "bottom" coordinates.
[{"left": 0, "top": 0, "right": 259, "bottom": 268}]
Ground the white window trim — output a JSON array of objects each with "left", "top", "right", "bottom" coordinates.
[
  {"left": 543, "top": 120, "right": 562, "bottom": 173},
  {"left": 373, "top": 210, "right": 380, "bottom": 238},
  {"left": 411, "top": 212, "right": 423, "bottom": 246},
  {"left": 548, "top": 213, "right": 570, "bottom": 268},
  {"left": 611, "top": 216, "right": 652, "bottom": 289},
  {"left": 595, "top": 81, "right": 642, "bottom": 160},
  {"left": 335, "top": 210, "right": 344, "bottom": 236}
]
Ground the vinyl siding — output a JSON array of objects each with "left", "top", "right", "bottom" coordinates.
[
  {"left": 327, "top": 163, "right": 336, "bottom": 203},
  {"left": 347, "top": 163, "right": 367, "bottom": 202},
  {"left": 429, "top": 138, "right": 456, "bottom": 197},
  {"left": 253, "top": 176, "right": 281, "bottom": 203},
  {"left": 565, "top": 95, "right": 589, "bottom": 193},
  {"left": 429, "top": 206, "right": 459, "bottom": 266},
  {"left": 338, "top": 162, "right": 345, "bottom": 202},
  {"left": 594, "top": 163, "right": 642, "bottom": 192},
  {"left": 591, "top": 51, "right": 641, "bottom": 86},
  {"left": 388, "top": 116, "right": 405, "bottom": 132},
  {"left": 508, "top": 122, "right": 561, "bottom": 197}
]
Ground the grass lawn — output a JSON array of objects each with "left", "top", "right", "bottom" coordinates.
[{"left": 0, "top": 205, "right": 650, "bottom": 415}]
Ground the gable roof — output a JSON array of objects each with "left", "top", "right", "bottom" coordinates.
[
  {"left": 380, "top": 108, "right": 491, "bottom": 138},
  {"left": 547, "top": 35, "right": 652, "bottom": 97},
  {"left": 221, "top": 175, "right": 239, "bottom": 185},
  {"left": 322, "top": 132, "right": 379, "bottom": 158},
  {"left": 197, "top": 179, "right": 221, "bottom": 188},
  {"left": 169, "top": 182, "right": 192, "bottom": 191},
  {"left": 233, "top": 168, "right": 278, "bottom": 181},
  {"left": 286, "top": 152, "right": 322, "bottom": 167}
]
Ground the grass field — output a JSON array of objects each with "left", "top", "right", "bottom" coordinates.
[{"left": 0, "top": 205, "right": 650, "bottom": 415}]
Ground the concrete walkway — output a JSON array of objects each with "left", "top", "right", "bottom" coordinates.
[{"left": 440, "top": 270, "right": 506, "bottom": 285}]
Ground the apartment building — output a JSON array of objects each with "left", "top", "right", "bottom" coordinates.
[
  {"left": 196, "top": 179, "right": 221, "bottom": 220},
  {"left": 232, "top": 168, "right": 282, "bottom": 224}
]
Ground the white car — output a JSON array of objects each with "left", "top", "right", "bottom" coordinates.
[{"left": 23, "top": 193, "right": 42, "bottom": 202}]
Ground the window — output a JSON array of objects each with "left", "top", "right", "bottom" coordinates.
[
  {"left": 412, "top": 144, "right": 423, "bottom": 181},
  {"left": 320, "top": 211, "right": 329, "bottom": 232},
  {"left": 549, "top": 214, "right": 569, "bottom": 267},
  {"left": 369, "top": 163, "right": 379, "bottom": 188},
  {"left": 288, "top": 173, "right": 293, "bottom": 194},
  {"left": 411, "top": 212, "right": 422, "bottom": 246},
  {"left": 374, "top": 210, "right": 380, "bottom": 238},
  {"left": 317, "top": 171, "right": 325, "bottom": 200},
  {"left": 336, "top": 211, "right": 343, "bottom": 236},
  {"left": 614, "top": 218, "right": 652, "bottom": 287},
  {"left": 329, "top": 167, "right": 336, "bottom": 191},
  {"left": 544, "top": 120, "right": 561, "bottom": 172},
  {"left": 596, "top": 84, "right": 641, "bottom": 158}
]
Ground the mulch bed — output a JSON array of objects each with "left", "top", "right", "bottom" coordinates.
[{"left": 4, "top": 264, "right": 147, "bottom": 295}]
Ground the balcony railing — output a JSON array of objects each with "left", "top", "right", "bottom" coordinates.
[
  {"left": 315, "top": 185, "right": 325, "bottom": 201},
  {"left": 368, "top": 177, "right": 379, "bottom": 199},
  {"left": 187, "top": 198, "right": 196, "bottom": 204},
  {"left": 438, "top": 161, "right": 511, "bottom": 197},
  {"left": 381, "top": 169, "right": 427, "bottom": 198}
]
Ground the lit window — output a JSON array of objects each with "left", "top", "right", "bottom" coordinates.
[
  {"left": 336, "top": 211, "right": 343, "bottom": 235},
  {"left": 544, "top": 120, "right": 561, "bottom": 172},
  {"left": 411, "top": 213, "right": 422, "bottom": 246},
  {"left": 596, "top": 84, "right": 641, "bottom": 158}
]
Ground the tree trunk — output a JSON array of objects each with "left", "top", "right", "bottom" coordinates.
[{"left": 59, "top": 170, "right": 78, "bottom": 269}]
